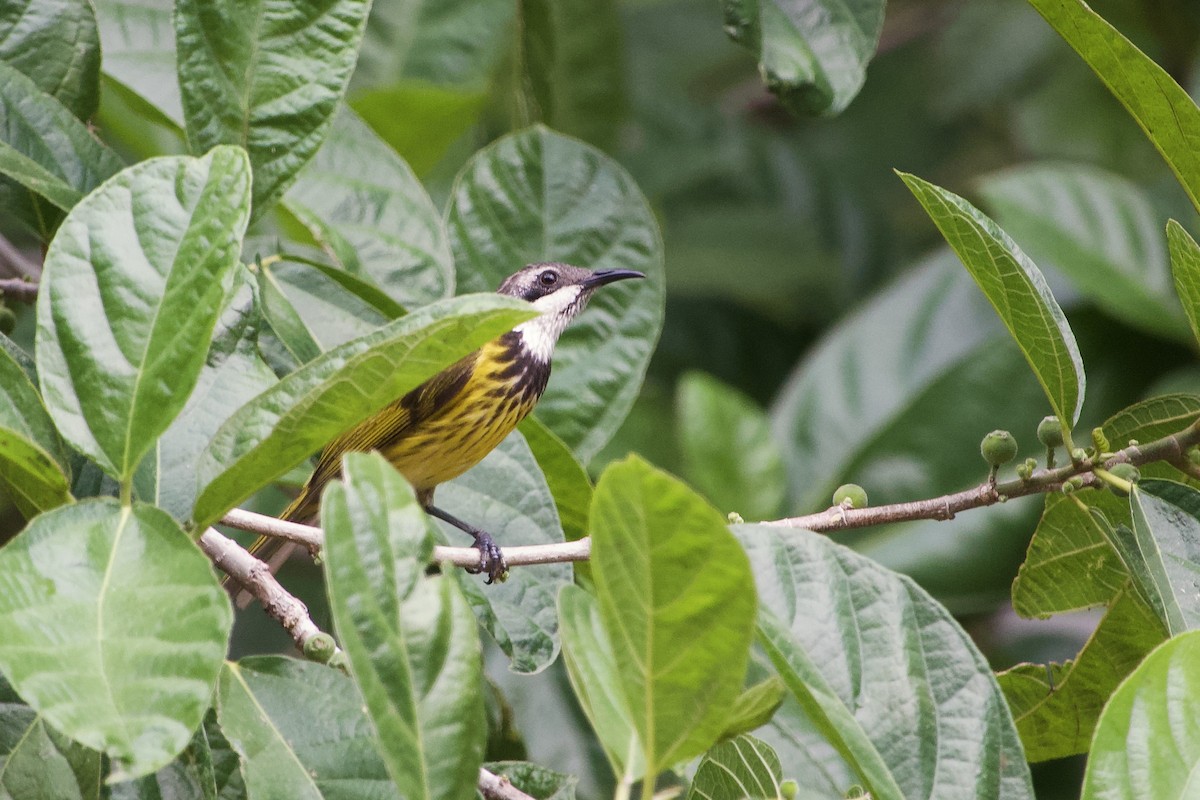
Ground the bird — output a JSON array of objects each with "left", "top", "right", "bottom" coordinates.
[{"left": 233, "top": 263, "right": 644, "bottom": 608}]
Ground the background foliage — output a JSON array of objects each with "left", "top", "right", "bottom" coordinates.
[{"left": 5, "top": 0, "right": 1200, "bottom": 798}]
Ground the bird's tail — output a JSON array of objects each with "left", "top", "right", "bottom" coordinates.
[{"left": 227, "top": 484, "right": 320, "bottom": 610}]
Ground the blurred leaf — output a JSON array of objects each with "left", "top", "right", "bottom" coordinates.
[
  {"left": 351, "top": 85, "right": 484, "bottom": 176},
  {"left": 0, "top": 427, "right": 73, "bottom": 517},
  {"left": 0, "top": 0, "right": 99, "bottom": 120},
  {"left": 436, "top": 433, "right": 572, "bottom": 675},
  {"left": 1027, "top": 0, "right": 1200, "bottom": 215},
  {"left": 0, "top": 60, "right": 123, "bottom": 212},
  {"left": 589, "top": 456, "right": 756, "bottom": 775},
  {"left": 1127, "top": 480, "right": 1200, "bottom": 635},
  {"left": 0, "top": 500, "right": 233, "bottom": 779},
  {"left": 519, "top": 416, "right": 592, "bottom": 543},
  {"left": 323, "top": 452, "right": 485, "bottom": 800},
  {"left": 980, "top": 164, "right": 1188, "bottom": 342},
  {"left": 999, "top": 585, "right": 1167, "bottom": 762},
  {"left": 686, "top": 734, "right": 783, "bottom": 800},
  {"left": 153, "top": 271, "right": 277, "bottom": 520},
  {"left": 519, "top": 0, "right": 623, "bottom": 151},
  {"left": 558, "top": 584, "right": 643, "bottom": 780},
  {"left": 737, "top": 525, "right": 1035, "bottom": 798},
  {"left": 719, "top": 677, "right": 786, "bottom": 742},
  {"left": 283, "top": 106, "right": 453, "bottom": 307},
  {"left": 484, "top": 761, "right": 577, "bottom": 800},
  {"left": 175, "top": 0, "right": 371, "bottom": 220},
  {"left": 1081, "top": 630, "right": 1200, "bottom": 799},
  {"left": 448, "top": 126, "right": 665, "bottom": 461},
  {"left": 36, "top": 147, "right": 251, "bottom": 482},
  {"left": 1167, "top": 219, "right": 1200, "bottom": 349},
  {"left": 677, "top": 371, "right": 786, "bottom": 520},
  {"left": 95, "top": 0, "right": 183, "bottom": 126},
  {"left": 216, "top": 656, "right": 400, "bottom": 800},
  {"left": 0, "top": 702, "right": 102, "bottom": 800},
  {"left": 900, "top": 172, "right": 1085, "bottom": 428},
  {"left": 254, "top": 259, "right": 323, "bottom": 364},
  {"left": 721, "top": 0, "right": 885, "bottom": 116},
  {"left": 192, "top": 294, "right": 534, "bottom": 530}
]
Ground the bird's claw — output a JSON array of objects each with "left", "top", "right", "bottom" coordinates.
[{"left": 466, "top": 532, "right": 508, "bottom": 584}]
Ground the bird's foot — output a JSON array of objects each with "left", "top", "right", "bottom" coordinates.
[{"left": 466, "top": 530, "right": 508, "bottom": 584}]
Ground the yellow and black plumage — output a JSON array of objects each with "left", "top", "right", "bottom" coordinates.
[{"left": 235, "top": 263, "right": 643, "bottom": 607}]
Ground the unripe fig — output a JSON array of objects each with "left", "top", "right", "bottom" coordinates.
[
  {"left": 832, "top": 483, "right": 868, "bottom": 509},
  {"left": 981, "top": 430, "right": 1018, "bottom": 467},
  {"left": 1036, "top": 416, "right": 1063, "bottom": 448}
]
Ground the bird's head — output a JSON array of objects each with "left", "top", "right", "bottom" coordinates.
[{"left": 497, "top": 263, "right": 644, "bottom": 361}]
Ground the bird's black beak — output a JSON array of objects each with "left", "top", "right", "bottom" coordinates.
[{"left": 584, "top": 268, "right": 646, "bottom": 288}]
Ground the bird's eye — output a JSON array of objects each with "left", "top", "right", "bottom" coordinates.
[{"left": 539, "top": 270, "right": 559, "bottom": 286}]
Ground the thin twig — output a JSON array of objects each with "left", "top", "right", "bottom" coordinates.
[
  {"left": 198, "top": 528, "right": 339, "bottom": 656},
  {"left": 0, "top": 277, "right": 38, "bottom": 303},
  {"left": 478, "top": 768, "right": 537, "bottom": 800},
  {"left": 0, "top": 235, "right": 40, "bottom": 281},
  {"left": 219, "top": 507, "right": 592, "bottom": 567}
]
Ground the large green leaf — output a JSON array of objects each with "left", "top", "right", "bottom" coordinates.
[
  {"left": 175, "top": 0, "right": 371, "bottom": 220},
  {"left": 1027, "top": 0, "right": 1200, "bottom": 216},
  {"left": 589, "top": 456, "right": 756, "bottom": 776},
  {"left": 216, "top": 657, "right": 400, "bottom": 800},
  {"left": 94, "top": 0, "right": 183, "bottom": 126},
  {"left": 677, "top": 371, "right": 786, "bottom": 520},
  {"left": 0, "top": 60, "right": 123, "bottom": 213},
  {"left": 721, "top": 0, "right": 886, "bottom": 116},
  {"left": 980, "top": 164, "right": 1189, "bottom": 342},
  {"left": 900, "top": 172, "right": 1085, "bottom": 428},
  {"left": 737, "top": 525, "right": 1034, "bottom": 798},
  {"left": 36, "top": 147, "right": 251, "bottom": 483},
  {"left": 283, "top": 106, "right": 453, "bottom": 307},
  {"left": 323, "top": 453, "right": 485, "bottom": 800},
  {"left": 447, "top": 126, "right": 664, "bottom": 461},
  {"left": 1167, "top": 220, "right": 1200, "bottom": 350},
  {"left": 192, "top": 294, "right": 534, "bottom": 529},
  {"left": 152, "top": 271, "right": 277, "bottom": 520},
  {"left": 436, "top": 433, "right": 572, "bottom": 675},
  {"left": 686, "top": 735, "right": 784, "bottom": 800},
  {"left": 1127, "top": 480, "right": 1200, "bottom": 635},
  {"left": 0, "top": 0, "right": 100, "bottom": 120},
  {"left": 1082, "top": 630, "right": 1200, "bottom": 799},
  {"left": 110, "top": 712, "right": 243, "bottom": 800},
  {"left": 0, "top": 699, "right": 102, "bottom": 800},
  {"left": 0, "top": 500, "right": 232, "bottom": 779}
]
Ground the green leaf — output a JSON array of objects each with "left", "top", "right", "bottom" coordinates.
[
  {"left": 557, "top": 584, "right": 643, "bottom": 780},
  {"left": 0, "top": 702, "right": 102, "bottom": 800},
  {"left": 678, "top": 371, "right": 786, "bottom": 520},
  {"left": 253, "top": 260, "right": 324, "bottom": 364},
  {"left": 0, "top": 427, "right": 73, "bottom": 517},
  {"left": 0, "top": 338, "right": 66, "bottom": 466},
  {"left": 899, "top": 172, "right": 1085, "bottom": 427},
  {"left": 447, "top": 125, "right": 665, "bottom": 461},
  {"left": 737, "top": 525, "right": 1034, "bottom": 798},
  {"left": 273, "top": 252, "right": 407, "bottom": 320},
  {"left": 175, "top": 0, "right": 372, "bottom": 220},
  {"left": 283, "top": 106, "right": 453, "bottom": 308},
  {"left": 153, "top": 272, "right": 277, "bottom": 520},
  {"left": 192, "top": 293, "right": 534, "bottom": 530},
  {"left": 0, "top": 0, "right": 100, "bottom": 120},
  {"left": 519, "top": 416, "right": 592, "bottom": 544},
  {"left": 323, "top": 453, "right": 485, "bottom": 800},
  {"left": 0, "top": 60, "right": 123, "bottom": 212},
  {"left": 1026, "top": 0, "right": 1200, "bottom": 216},
  {"left": 484, "top": 762, "right": 577, "bottom": 800},
  {"left": 590, "top": 456, "right": 756, "bottom": 775},
  {"left": 0, "top": 500, "right": 233, "bottom": 779},
  {"left": 1127, "top": 480, "right": 1200, "bottom": 635},
  {"left": 1167, "top": 220, "right": 1200, "bottom": 350},
  {"left": 110, "top": 712, "right": 242, "bottom": 800},
  {"left": 435, "top": 433, "right": 572, "bottom": 675},
  {"left": 264, "top": 258, "right": 390, "bottom": 351},
  {"left": 718, "top": 677, "right": 786, "bottom": 742},
  {"left": 686, "top": 734, "right": 784, "bottom": 800},
  {"left": 36, "top": 147, "right": 252, "bottom": 483},
  {"left": 998, "top": 585, "right": 1167, "bottom": 762},
  {"left": 980, "top": 164, "right": 1189, "bottom": 342},
  {"left": 94, "top": 0, "right": 183, "bottom": 126},
  {"left": 216, "top": 656, "right": 400, "bottom": 800},
  {"left": 720, "top": 0, "right": 886, "bottom": 116},
  {"left": 519, "top": 0, "right": 623, "bottom": 151},
  {"left": 1082, "top": 630, "right": 1200, "bottom": 799}
]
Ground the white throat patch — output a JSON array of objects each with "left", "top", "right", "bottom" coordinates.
[{"left": 513, "top": 285, "right": 588, "bottom": 362}]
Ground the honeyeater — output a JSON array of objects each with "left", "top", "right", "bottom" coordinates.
[{"left": 234, "top": 263, "right": 643, "bottom": 607}]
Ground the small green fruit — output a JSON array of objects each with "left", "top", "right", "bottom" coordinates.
[
  {"left": 780, "top": 781, "right": 798, "bottom": 800},
  {"left": 1107, "top": 463, "right": 1140, "bottom": 497},
  {"left": 1036, "top": 416, "right": 1063, "bottom": 448},
  {"left": 833, "top": 483, "right": 868, "bottom": 509},
  {"left": 302, "top": 632, "right": 337, "bottom": 663},
  {"left": 981, "top": 430, "right": 1018, "bottom": 467}
]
